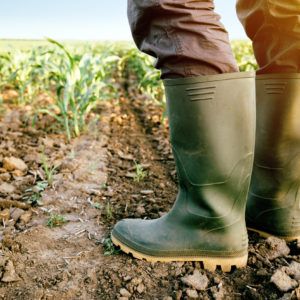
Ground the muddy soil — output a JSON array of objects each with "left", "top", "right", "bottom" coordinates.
[{"left": 0, "top": 85, "right": 300, "bottom": 299}]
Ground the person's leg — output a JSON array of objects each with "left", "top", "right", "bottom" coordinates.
[
  {"left": 237, "top": 0, "right": 300, "bottom": 74},
  {"left": 128, "top": 0, "right": 239, "bottom": 78},
  {"left": 111, "top": 0, "right": 256, "bottom": 271},
  {"left": 237, "top": 0, "right": 300, "bottom": 240}
]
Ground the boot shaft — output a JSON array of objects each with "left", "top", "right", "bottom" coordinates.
[
  {"left": 164, "top": 72, "right": 256, "bottom": 220},
  {"left": 247, "top": 74, "right": 300, "bottom": 239}
]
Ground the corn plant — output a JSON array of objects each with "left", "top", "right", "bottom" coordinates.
[
  {"left": 0, "top": 48, "right": 51, "bottom": 104},
  {"left": 119, "top": 48, "right": 165, "bottom": 105},
  {"left": 40, "top": 38, "right": 120, "bottom": 141},
  {"left": 0, "top": 39, "right": 257, "bottom": 139}
]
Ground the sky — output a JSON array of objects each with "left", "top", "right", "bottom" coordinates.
[{"left": 0, "top": 0, "right": 247, "bottom": 41}]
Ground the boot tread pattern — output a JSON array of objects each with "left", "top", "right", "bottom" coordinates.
[{"left": 111, "top": 235, "right": 248, "bottom": 273}]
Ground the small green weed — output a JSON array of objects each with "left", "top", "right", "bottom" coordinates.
[
  {"left": 47, "top": 214, "right": 67, "bottom": 228},
  {"left": 102, "top": 237, "right": 120, "bottom": 256},
  {"left": 23, "top": 180, "right": 48, "bottom": 206},
  {"left": 133, "top": 162, "right": 147, "bottom": 183},
  {"left": 41, "top": 153, "right": 59, "bottom": 186}
]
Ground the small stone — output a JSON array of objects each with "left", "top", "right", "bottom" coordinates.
[
  {"left": 295, "top": 287, "right": 300, "bottom": 299},
  {"left": 2, "top": 89, "right": 18, "bottom": 101},
  {"left": 211, "top": 285, "right": 225, "bottom": 300},
  {"left": 19, "top": 211, "right": 32, "bottom": 224},
  {"left": 140, "top": 190, "right": 154, "bottom": 195},
  {"left": 3, "top": 157, "right": 27, "bottom": 172},
  {"left": 213, "top": 277, "right": 221, "bottom": 285},
  {"left": 1, "top": 261, "right": 20, "bottom": 282},
  {"left": 120, "top": 288, "right": 131, "bottom": 298},
  {"left": 257, "top": 269, "right": 269, "bottom": 277},
  {"left": 0, "top": 257, "right": 7, "bottom": 267},
  {"left": 284, "top": 261, "right": 300, "bottom": 280},
  {"left": 181, "top": 269, "right": 209, "bottom": 291},
  {"left": 176, "top": 262, "right": 185, "bottom": 268},
  {"left": 0, "top": 173, "right": 10, "bottom": 182},
  {"left": 60, "top": 160, "right": 79, "bottom": 173},
  {"left": 125, "top": 172, "right": 135, "bottom": 178},
  {"left": 136, "top": 206, "right": 146, "bottom": 215},
  {"left": 12, "top": 170, "right": 24, "bottom": 177},
  {"left": 118, "top": 298, "right": 128, "bottom": 300},
  {"left": 10, "top": 208, "right": 25, "bottom": 222},
  {"left": 263, "top": 237, "right": 290, "bottom": 260},
  {"left": 0, "top": 209, "right": 10, "bottom": 223},
  {"left": 41, "top": 137, "right": 54, "bottom": 148},
  {"left": 186, "top": 289, "right": 198, "bottom": 299},
  {"left": 271, "top": 269, "right": 298, "bottom": 292},
  {"left": 131, "top": 277, "right": 142, "bottom": 286},
  {"left": 0, "top": 168, "right": 7, "bottom": 174},
  {"left": 159, "top": 183, "right": 165, "bottom": 189},
  {"left": 137, "top": 283, "right": 145, "bottom": 294},
  {"left": 0, "top": 183, "right": 15, "bottom": 194},
  {"left": 163, "top": 297, "right": 172, "bottom": 300},
  {"left": 117, "top": 150, "right": 134, "bottom": 161},
  {"left": 176, "top": 290, "right": 183, "bottom": 300},
  {"left": 123, "top": 275, "right": 131, "bottom": 282}
]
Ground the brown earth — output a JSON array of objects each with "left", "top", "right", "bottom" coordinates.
[{"left": 0, "top": 84, "right": 300, "bottom": 299}]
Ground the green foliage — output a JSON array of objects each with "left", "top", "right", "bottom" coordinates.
[
  {"left": 133, "top": 162, "right": 147, "bottom": 183},
  {"left": 102, "top": 237, "right": 121, "bottom": 256},
  {"left": 119, "top": 48, "right": 165, "bottom": 105},
  {"left": 40, "top": 38, "right": 120, "bottom": 141},
  {"left": 41, "top": 153, "right": 59, "bottom": 186},
  {"left": 0, "top": 39, "right": 257, "bottom": 139},
  {"left": 0, "top": 49, "right": 41, "bottom": 104},
  {"left": 232, "top": 40, "right": 258, "bottom": 72},
  {"left": 47, "top": 213, "right": 67, "bottom": 228},
  {"left": 23, "top": 180, "right": 48, "bottom": 206},
  {"left": 0, "top": 39, "right": 121, "bottom": 140}
]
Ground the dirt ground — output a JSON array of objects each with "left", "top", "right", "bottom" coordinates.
[{"left": 0, "top": 83, "right": 300, "bottom": 300}]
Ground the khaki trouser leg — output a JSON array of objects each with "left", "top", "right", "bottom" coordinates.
[
  {"left": 236, "top": 0, "right": 300, "bottom": 74},
  {"left": 127, "top": 0, "right": 239, "bottom": 78}
]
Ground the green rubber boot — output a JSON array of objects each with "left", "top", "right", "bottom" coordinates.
[
  {"left": 247, "top": 74, "right": 300, "bottom": 241},
  {"left": 112, "top": 72, "right": 256, "bottom": 272}
]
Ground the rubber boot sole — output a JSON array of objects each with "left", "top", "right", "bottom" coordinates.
[
  {"left": 247, "top": 227, "right": 300, "bottom": 242},
  {"left": 111, "top": 235, "right": 248, "bottom": 272}
]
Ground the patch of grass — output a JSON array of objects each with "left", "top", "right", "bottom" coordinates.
[
  {"left": 23, "top": 180, "right": 48, "bottom": 206},
  {"left": 102, "top": 237, "right": 121, "bottom": 256},
  {"left": 133, "top": 162, "right": 147, "bottom": 183},
  {"left": 41, "top": 153, "right": 59, "bottom": 186},
  {"left": 47, "top": 214, "right": 67, "bottom": 228}
]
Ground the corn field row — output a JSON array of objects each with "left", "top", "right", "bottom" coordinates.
[{"left": 0, "top": 39, "right": 257, "bottom": 141}]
